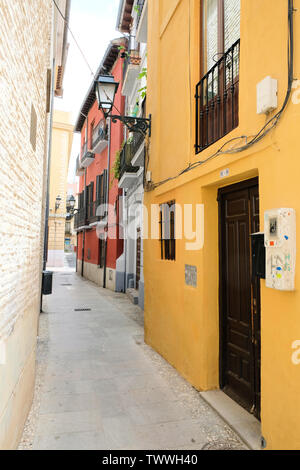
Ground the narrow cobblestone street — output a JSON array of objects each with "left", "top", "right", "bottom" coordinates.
[{"left": 18, "top": 256, "right": 246, "bottom": 450}]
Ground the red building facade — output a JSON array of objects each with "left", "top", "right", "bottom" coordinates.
[{"left": 75, "top": 38, "right": 126, "bottom": 290}]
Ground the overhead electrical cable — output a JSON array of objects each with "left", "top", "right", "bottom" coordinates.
[{"left": 52, "top": 0, "right": 95, "bottom": 78}]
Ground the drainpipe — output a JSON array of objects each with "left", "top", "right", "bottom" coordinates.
[
  {"left": 40, "top": 53, "right": 56, "bottom": 313},
  {"left": 123, "top": 189, "right": 128, "bottom": 293},
  {"left": 81, "top": 167, "right": 87, "bottom": 277},
  {"left": 103, "top": 117, "right": 112, "bottom": 288},
  {"left": 76, "top": 232, "right": 78, "bottom": 272}
]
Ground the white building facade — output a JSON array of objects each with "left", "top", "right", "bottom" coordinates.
[{"left": 116, "top": 0, "right": 148, "bottom": 309}]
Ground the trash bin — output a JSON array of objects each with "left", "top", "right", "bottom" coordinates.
[{"left": 42, "top": 271, "right": 53, "bottom": 295}]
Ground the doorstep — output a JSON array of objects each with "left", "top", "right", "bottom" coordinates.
[
  {"left": 126, "top": 288, "right": 139, "bottom": 305},
  {"left": 200, "top": 390, "right": 261, "bottom": 450}
]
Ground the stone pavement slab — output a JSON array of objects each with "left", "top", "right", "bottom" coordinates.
[{"left": 19, "top": 266, "right": 248, "bottom": 451}]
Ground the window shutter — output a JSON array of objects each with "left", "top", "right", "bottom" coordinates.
[
  {"left": 85, "top": 186, "right": 89, "bottom": 213},
  {"left": 90, "top": 182, "right": 94, "bottom": 203},
  {"left": 96, "top": 175, "right": 101, "bottom": 201}
]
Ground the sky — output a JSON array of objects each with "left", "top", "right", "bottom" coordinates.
[{"left": 54, "top": 0, "right": 121, "bottom": 183}]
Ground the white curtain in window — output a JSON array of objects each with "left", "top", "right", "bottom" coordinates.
[
  {"left": 224, "top": 0, "right": 240, "bottom": 51},
  {"left": 206, "top": 0, "right": 218, "bottom": 73}
]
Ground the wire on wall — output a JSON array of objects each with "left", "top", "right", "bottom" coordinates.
[{"left": 147, "top": 0, "right": 295, "bottom": 191}]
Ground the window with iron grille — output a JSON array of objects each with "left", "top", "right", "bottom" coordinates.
[
  {"left": 159, "top": 201, "right": 176, "bottom": 261},
  {"left": 195, "top": 0, "right": 240, "bottom": 153}
]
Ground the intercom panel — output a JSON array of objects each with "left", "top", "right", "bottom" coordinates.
[{"left": 264, "top": 208, "right": 296, "bottom": 291}]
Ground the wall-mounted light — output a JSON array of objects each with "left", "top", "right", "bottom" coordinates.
[
  {"left": 55, "top": 195, "right": 62, "bottom": 212},
  {"left": 94, "top": 74, "right": 151, "bottom": 136},
  {"left": 66, "top": 195, "right": 75, "bottom": 212}
]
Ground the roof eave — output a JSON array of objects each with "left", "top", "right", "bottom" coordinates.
[{"left": 74, "top": 37, "right": 127, "bottom": 133}]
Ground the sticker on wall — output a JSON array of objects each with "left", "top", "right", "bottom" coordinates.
[
  {"left": 264, "top": 208, "right": 296, "bottom": 291},
  {"left": 185, "top": 265, "right": 197, "bottom": 288},
  {"left": 220, "top": 168, "right": 230, "bottom": 178}
]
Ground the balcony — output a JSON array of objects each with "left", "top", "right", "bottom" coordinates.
[
  {"left": 122, "top": 51, "right": 141, "bottom": 97},
  {"left": 81, "top": 141, "right": 95, "bottom": 168},
  {"left": 76, "top": 154, "right": 84, "bottom": 177},
  {"left": 118, "top": 138, "right": 140, "bottom": 189},
  {"left": 92, "top": 120, "right": 108, "bottom": 154},
  {"left": 74, "top": 209, "right": 86, "bottom": 230},
  {"left": 87, "top": 199, "right": 107, "bottom": 225},
  {"left": 130, "top": 131, "right": 145, "bottom": 167},
  {"left": 195, "top": 39, "right": 240, "bottom": 154},
  {"left": 136, "top": 0, "right": 147, "bottom": 44}
]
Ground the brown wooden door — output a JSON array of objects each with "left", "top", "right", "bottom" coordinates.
[
  {"left": 136, "top": 228, "right": 141, "bottom": 290},
  {"left": 219, "top": 178, "right": 261, "bottom": 419}
]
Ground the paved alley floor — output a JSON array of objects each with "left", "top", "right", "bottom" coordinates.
[{"left": 19, "top": 265, "right": 247, "bottom": 450}]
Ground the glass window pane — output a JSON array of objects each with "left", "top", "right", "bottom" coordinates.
[
  {"left": 224, "top": 0, "right": 240, "bottom": 51},
  {"left": 205, "top": 0, "right": 218, "bottom": 72}
]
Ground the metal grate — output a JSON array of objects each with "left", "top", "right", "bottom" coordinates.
[
  {"left": 159, "top": 200, "right": 176, "bottom": 261},
  {"left": 74, "top": 308, "right": 91, "bottom": 312},
  {"left": 195, "top": 39, "right": 240, "bottom": 154}
]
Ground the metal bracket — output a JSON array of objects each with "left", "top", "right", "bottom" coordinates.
[{"left": 110, "top": 114, "right": 151, "bottom": 137}]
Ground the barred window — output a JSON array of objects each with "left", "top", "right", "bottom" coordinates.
[{"left": 159, "top": 201, "right": 176, "bottom": 261}]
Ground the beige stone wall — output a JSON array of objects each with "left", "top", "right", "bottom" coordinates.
[
  {"left": 47, "top": 110, "right": 73, "bottom": 267},
  {"left": 0, "top": 0, "right": 52, "bottom": 449},
  {"left": 76, "top": 260, "right": 116, "bottom": 291}
]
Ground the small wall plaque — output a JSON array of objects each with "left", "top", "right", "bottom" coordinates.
[
  {"left": 185, "top": 265, "right": 197, "bottom": 287},
  {"left": 220, "top": 168, "right": 229, "bottom": 178}
]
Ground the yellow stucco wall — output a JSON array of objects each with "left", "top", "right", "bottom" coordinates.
[
  {"left": 48, "top": 110, "right": 73, "bottom": 266},
  {"left": 145, "top": 0, "right": 300, "bottom": 450}
]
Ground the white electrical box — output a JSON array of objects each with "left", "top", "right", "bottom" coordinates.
[
  {"left": 257, "top": 76, "right": 278, "bottom": 115},
  {"left": 264, "top": 208, "right": 296, "bottom": 291}
]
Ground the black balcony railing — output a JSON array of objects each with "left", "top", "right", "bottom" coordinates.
[
  {"left": 81, "top": 141, "right": 87, "bottom": 157},
  {"left": 136, "top": 0, "right": 145, "bottom": 29},
  {"left": 195, "top": 39, "right": 240, "bottom": 154},
  {"left": 74, "top": 199, "right": 107, "bottom": 230},
  {"left": 87, "top": 199, "right": 106, "bottom": 224},
  {"left": 92, "top": 121, "right": 108, "bottom": 150},
  {"left": 129, "top": 131, "right": 145, "bottom": 156},
  {"left": 74, "top": 209, "right": 86, "bottom": 229},
  {"left": 76, "top": 154, "right": 84, "bottom": 175},
  {"left": 119, "top": 140, "right": 140, "bottom": 180}
]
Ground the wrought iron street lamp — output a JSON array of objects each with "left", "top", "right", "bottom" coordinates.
[
  {"left": 66, "top": 195, "right": 75, "bottom": 211},
  {"left": 66, "top": 195, "right": 76, "bottom": 219},
  {"left": 94, "top": 75, "right": 151, "bottom": 136},
  {"left": 55, "top": 195, "right": 62, "bottom": 212}
]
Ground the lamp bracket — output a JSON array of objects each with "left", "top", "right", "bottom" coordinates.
[{"left": 110, "top": 114, "right": 151, "bottom": 137}]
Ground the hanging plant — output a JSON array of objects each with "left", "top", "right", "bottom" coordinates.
[
  {"left": 138, "top": 67, "right": 147, "bottom": 100},
  {"left": 134, "top": 5, "right": 141, "bottom": 15},
  {"left": 111, "top": 141, "right": 125, "bottom": 184},
  {"left": 118, "top": 45, "right": 129, "bottom": 59}
]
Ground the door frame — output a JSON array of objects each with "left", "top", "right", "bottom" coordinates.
[{"left": 218, "top": 177, "right": 259, "bottom": 406}]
